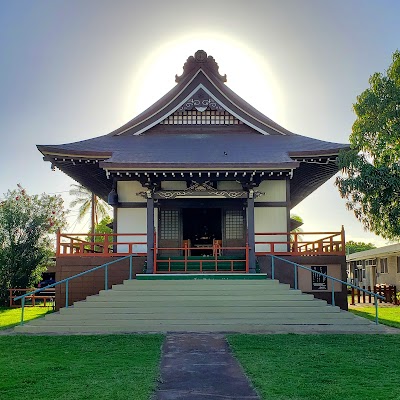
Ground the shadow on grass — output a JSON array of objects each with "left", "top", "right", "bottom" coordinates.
[{"left": 0, "top": 306, "right": 53, "bottom": 331}]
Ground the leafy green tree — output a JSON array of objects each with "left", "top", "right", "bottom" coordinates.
[
  {"left": 336, "top": 50, "right": 400, "bottom": 240},
  {"left": 345, "top": 240, "right": 376, "bottom": 255},
  {"left": 86, "top": 215, "right": 113, "bottom": 243},
  {"left": 0, "top": 185, "right": 66, "bottom": 305}
]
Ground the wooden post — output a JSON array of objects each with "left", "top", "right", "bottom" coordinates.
[
  {"left": 247, "top": 191, "right": 256, "bottom": 273},
  {"left": 368, "top": 286, "right": 372, "bottom": 303},
  {"left": 146, "top": 193, "right": 154, "bottom": 274},
  {"left": 56, "top": 229, "right": 61, "bottom": 257}
]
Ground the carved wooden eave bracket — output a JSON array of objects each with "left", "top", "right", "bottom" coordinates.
[
  {"left": 137, "top": 181, "right": 264, "bottom": 200},
  {"left": 175, "top": 50, "right": 227, "bottom": 83}
]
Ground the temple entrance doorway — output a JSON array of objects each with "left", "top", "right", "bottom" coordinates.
[{"left": 182, "top": 208, "right": 222, "bottom": 255}]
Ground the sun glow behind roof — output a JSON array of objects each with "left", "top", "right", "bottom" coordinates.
[{"left": 124, "top": 33, "right": 284, "bottom": 126}]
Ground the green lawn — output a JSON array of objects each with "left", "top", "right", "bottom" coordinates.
[
  {"left": 228, "top": 334, "right": 400, "bottom": 400},
  {"left": 0, "top": 307, "right": 52, "bottom": 330},
  {"left": 0, "top": 335, "right": 164, "bottom": 400},
  {"left": 349, "top": 306, "right": 400, "bottom": 329}
]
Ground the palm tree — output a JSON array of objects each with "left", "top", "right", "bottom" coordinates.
[
  {"left": 290, "top": 214, "right": 304, "bottom": 244},
  {"left": 69, "top": 184, "right": 110, "bottom": 234}
]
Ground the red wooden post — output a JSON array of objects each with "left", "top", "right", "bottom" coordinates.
[
  {"left": 56, "top": 229, "right": 61, "bottom": 257},
  {"left": 357, "top": 288, "right": 361, "bottom": 303},
  {"left": 214, "top": 242, "right": 218, "bottom": 272},
  {"left": 153, "top": 231, "right": 157, "bottom": 274},
  {"left": 368, "top": 286, "right": 371, "bottom": 303},
  {"left": 104, "top": 233, "right": 109, "bottom": 254},
  {"left": 362, "top": 286, "right": 366, "bottom": 303},
  {"left": 292, "top": 232, "right": 298, "bottom": 253},
  {"left": 341, "top": 225, "right": 346, "bottom": 255},
  {"left": 184, "top": 241, "right": 188, "bottom": 272},
  {"left": 245, "top": 243, "right": 249, "bottom": 273}
]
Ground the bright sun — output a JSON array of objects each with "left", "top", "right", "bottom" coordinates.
[{"left": 124, "top": 33, "right": 284, "bottom": 125}]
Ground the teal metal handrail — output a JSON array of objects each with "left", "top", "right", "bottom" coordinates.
[
  {"left": 14, "top": 254, "right": 135, "bottom": 325},
  {"left": 270, "top": 255, "right": 385, "bottom": 325}
]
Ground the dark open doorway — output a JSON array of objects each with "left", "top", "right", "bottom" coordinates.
[{"left": 182, "top": 208, "right": 222, "bottom": 255}]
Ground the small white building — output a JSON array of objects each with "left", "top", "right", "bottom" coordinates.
[{"left": 347, "top": 243, "right": 400, "bottom": 288}]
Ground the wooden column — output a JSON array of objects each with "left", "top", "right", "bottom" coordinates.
[
  {"left": 146, "top": 192, "right": 155, "bottom": 274},
  {"left": 247, "top": 190, "right": 256, "bottom": 273}
]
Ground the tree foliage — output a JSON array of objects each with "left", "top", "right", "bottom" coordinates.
[
  {"left": 0, "top": 185, "right": 66, "bottom": 305},
  {"left": 345, "top": 240, "right": 376, "bottom": 255},
  {"left": 290, "top": 214, "right": 304, "bottom": 242},
  {"left": 69, "top": 184, "right": 110, "bottom": 226},
  {"left": 86, "top": 215, "right": 113, "bottom": 245},
  {"left": 336, "top": 50, "right": 400, "bottom": 240}
]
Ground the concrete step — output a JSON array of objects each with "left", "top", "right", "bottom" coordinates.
[
  {"left": 15, "top": 321, "right": 386, "bottom": 334},
  {"left": 72, "top": 299, "right": 327, "bottom": 308},
  {"left": 43, "top": 311, "right": 355, "bottom": 322},
  {"left": 13, "top": 277, "right": 384, "bottom": 334},
  {"left": 87, "top": 293, "right": 315, "bottom": 302},
  {"left": 58, "top": 305, "right": 341, "bottom": 315}
]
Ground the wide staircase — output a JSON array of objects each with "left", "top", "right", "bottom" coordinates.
[{"left": 14, "top": 274, "right": 386, "bottom": 334}]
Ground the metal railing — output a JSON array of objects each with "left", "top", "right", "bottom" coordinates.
[
  {"left": 270, "top": 255, "right": 385, "bottom": 324},
  {"left": 14, "top": 254, "right": 135, "bottom": 326}
]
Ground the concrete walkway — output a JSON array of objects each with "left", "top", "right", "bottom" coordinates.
[{"left": 153, "top": 333, "right": 260, "bottom": 400}]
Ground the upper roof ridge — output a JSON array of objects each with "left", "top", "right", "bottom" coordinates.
[{"left": 175, "top": 50, "right": 227, "bottom": 83}]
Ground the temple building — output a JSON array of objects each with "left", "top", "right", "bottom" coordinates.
[{"left": 38, "top": 50, "right": 349, "bottom": 309}]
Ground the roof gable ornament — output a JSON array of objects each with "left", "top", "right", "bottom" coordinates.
[
  {"left": 175, "top": 50, "right": 227, "bottom": 84},
  {"left": 178, "top": 88, "right": 225, "bottom": 112}
]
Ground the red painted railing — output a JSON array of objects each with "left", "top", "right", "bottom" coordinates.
[
  {"left": 56, "top": 232, "right": 147, "bottom": 257},
  {"left": 255, "top": 227, "right": 345, "bottom": 256},
  {"left": 152, "top": 242, "right": 249, "bottom": 273},
  {"left": 56, "top": 228, "right": 345, "bottom": 258}
]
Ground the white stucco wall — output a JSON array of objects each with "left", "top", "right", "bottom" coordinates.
[
  {"left": 255, "top": 180, "right": 286, "bottom": 202},
  {"left": 254, "top": 207, "right": 288, "bottom": 253},
  {"left": 116, "top": 208, "right": 147, "bottom": 253},
  {"left": 117, "top": 181, "right": 146, "bottom": 203}
]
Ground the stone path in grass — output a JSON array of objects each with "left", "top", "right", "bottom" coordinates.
[{"left": 153, "top": 333, "right": 260, "bottom": 400}]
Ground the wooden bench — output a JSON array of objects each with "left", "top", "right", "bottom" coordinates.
[{"left": 9, "top": 288, "right": 56, "bottom": 309}]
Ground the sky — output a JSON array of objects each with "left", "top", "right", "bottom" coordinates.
[{"left": 0, "top": 0, "right": 399, "bottom": 245}]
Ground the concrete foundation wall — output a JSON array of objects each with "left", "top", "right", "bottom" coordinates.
[
  {"left": 257, "top": 255, "right": 348, "bottom": 310},
  {"left": 55, "top": 256, "right": 145, "bottom": 310}
]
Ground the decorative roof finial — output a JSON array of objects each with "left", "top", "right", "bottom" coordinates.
[{"left": 175, "top": 50, "right": 227, "bottom": 83}]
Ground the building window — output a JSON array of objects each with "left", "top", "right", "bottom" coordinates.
[
  {"left": 160, "top": 210, "right": 180, "bottom": 240},
  {"left": 365, "top": 258, "right": 376, "bottom": 267},
  {"left": 397, "top": 256, "right": 400, "bottom": 273},
  {"left": 225, "top": 210, "right": 244, "bottom": 239},
  {"left": 380, "top": 258, "right": 388, "bottom": 274}
]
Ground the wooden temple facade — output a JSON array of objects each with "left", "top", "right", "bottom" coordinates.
[{"left": 38, "top": 50, "right": 349, "bottom": 308}]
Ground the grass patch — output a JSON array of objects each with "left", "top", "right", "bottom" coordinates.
[
  {"left": 349, "top": 306, "right": 400, "bottom": 329},
  {"left": 0, "top": 307, "right": 52, "bottom": 330},
  {"left": 228, "top": 334, "right": 400, "bottom": 400},
  {"left": 0, "top": 335, "right": 164, "bottom": 400}
]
